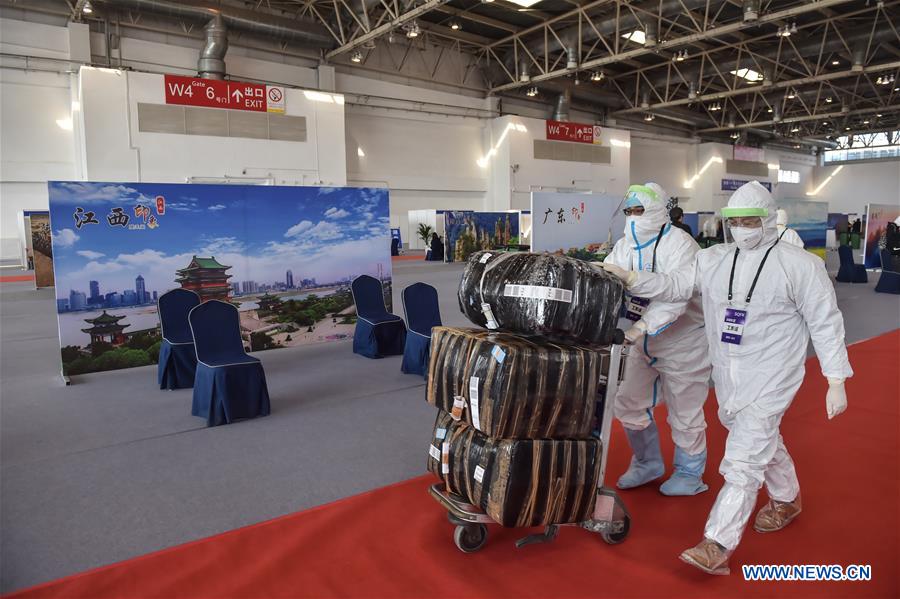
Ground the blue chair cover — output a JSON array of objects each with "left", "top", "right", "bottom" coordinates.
[
  {"left": 401, "top": 282, "right": 442, "bottom": 376},
  {"left": 875, "top": 249, "right": 900, "bottom": 294},
  {"left": 157, "top": 289, "right": 200, "bottom": 390},
  {"left": 189, "top": 300, "right": 271, "bottom": 426},
  {"left": 351, "top": 275, "right": 406, "bottom": 359},
  {"left": 836, "top": 245, "right": 868, "bottom": 283}
]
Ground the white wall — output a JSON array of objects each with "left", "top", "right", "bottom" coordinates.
[
  {"left": 630, "top": 136, "right": 697, "bottom": 202},
  {"left": 810, "top": 161, "right": 900, "bottom": 213}
]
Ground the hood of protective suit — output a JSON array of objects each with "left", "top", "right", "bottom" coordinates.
[
  {"left": 625, "top": 182, "right": 670, "bottom": 243},
  {"left": 721, "top": 181, "right": 778, "bottom": 250}
]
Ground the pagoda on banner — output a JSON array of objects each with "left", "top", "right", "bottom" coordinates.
[
  {"left": 175, "top": 256, "right": 233, "bottom": 302},
  {"left": 257, "top": 292, "right": 283, "bottom": 314},
  {"left": 81, "top": 311, "right": 130, "bottom": 347}
]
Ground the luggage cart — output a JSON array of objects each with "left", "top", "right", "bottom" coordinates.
[{"left": 429, "top": 342, "right": 630, "bottom": 553}]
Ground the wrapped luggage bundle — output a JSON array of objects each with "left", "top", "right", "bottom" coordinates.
[
  {"left": 426, "top": 326, "right": 601, "bottom": 439},
  {"left": 427, "top": 411, "right": 602, "bottom": 527},
  {"left": 458, "top": 251, "right": 624, "bottom": 346}
]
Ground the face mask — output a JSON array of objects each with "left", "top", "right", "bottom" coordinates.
[
  {"left": 625, "top": 215, "right": 639, "bottom": 236},
  {"left": 731, "top": 226, "right": 764, "bottom": 250}
]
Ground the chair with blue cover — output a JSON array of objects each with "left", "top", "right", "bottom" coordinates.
[
  {"left": 189, "top": 300, "right": 271, "bottom": 426},
  {"left": 835, "top": 245, "right": 868, "bottom": 283},
  {"left": 351, "top": 275, "right": 406, "bottom": 358},
  {"left": 401, "top": 282, "right": 442, "bottom": 377},
  {"left": 875, "top": 249, "right": 900, "bottom": 294},
  {"left": 157, "top": 289, "right": 201, "bottom": 389}
]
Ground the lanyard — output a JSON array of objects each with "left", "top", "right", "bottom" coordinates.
[
  {"left": 650, "top": 223, "right": 666, "bottom": 273},
  {"left": 728, "top": 239, "right": 779, "bottom": 303},
  {"left": 779, "top": 229, "right": 787, "bottom": 240}
]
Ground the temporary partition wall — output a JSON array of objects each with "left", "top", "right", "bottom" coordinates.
[
  {"left": 49, "top": 182, "right": 391, "bottom": 377},
  {"left": 777, "top": 199, "right": 828, "bottom": 259}
]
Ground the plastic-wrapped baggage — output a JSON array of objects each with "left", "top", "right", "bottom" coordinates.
[
  {"left": 458, "top": 251, "right": 624, "bottom": 346},
  {"left": 427, "top": 411, "right": 602, "bottom": 527},
  {"left": 426, "top": 326, "right": 601, "bottom": 439}
]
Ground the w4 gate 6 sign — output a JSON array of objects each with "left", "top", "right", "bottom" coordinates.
[{"left": 164, "top": 75, "right": 285, "bottom": 113}]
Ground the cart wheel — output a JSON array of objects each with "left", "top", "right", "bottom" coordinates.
[
  {"left": 601, "top": 515, "right": 630, "bottom": 545},
  {"left": 453, "top": 524, "right": 488, "bottom": 553}
]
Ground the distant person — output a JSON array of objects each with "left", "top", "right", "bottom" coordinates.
[
  {"left": 776, "top": 209, "right": 805, "bottom": 249},
  {"left": 851, "top": 218, "right": 862, "bottom": 234},
  {"left": 669, "top": 207, "right": 693, "bottom": 237},
  {"left": 429, "top": 233, "right": 444, "bottom": 262},
  {"left": 390, "top": 237, "right": 400, "bottom": 256}
]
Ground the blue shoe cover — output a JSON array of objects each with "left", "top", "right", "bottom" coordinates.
[
  {"left": 660, "top": 447, "right": 709, "bottom": 496},
  {"left": 617, "top": 423, "right": 665, "bottom": 489}
]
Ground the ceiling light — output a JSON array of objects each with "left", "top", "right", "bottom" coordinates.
[
  {"left": 730, "top": 131, "right": 740, "bottom": 139},
  {"left": 778, "top": 25, "right": 790, "bottom": 37},
  {"left": 350, "top": 50, "right": 362, "bottom": 63},
  {"left": 791, "top": 22, "right": 798, "bottom": 34},
  {"left": 845, "top": 126, "right": 851, "bottom": 131},
  {"left": 825, "top": 96, "right": 833, "bottom": 103},
  {"left": 709, "top": 102, "right": 721, "bottom": 112},
  {"left": 731, "top": 68, "right": 762, "bottom": 82},
  {"left": 590, "top": 71, "right": 604, "bottom": 82},
  {"left": 450, "top": 21, "right": 461, "bottom": 30},
  {"left": 525, "top": 86, "right": 538, "bottom": 97},
  {"left": 832, "top": 59, "right": 840, "bottom": 65},
  {"left": 505, "top": 0, "right": 542, "bottom": 6},
  {"left": 767, "top": 107, "right": 773, "bottom": 113},
  {"left": 876, "top": 113, "right": 883, "bottom": 117},
  {"left": 674, "top": 49, "right": 688, "bottom": 62},
  {"left": 481, "top": 0, "right": 494, "bottom": 3},
  {"left": 574, "top": 76, "right": 581, "bottom": 85},
  {"left": 644, "top": 113, "right": 655, "bottom": 122},
  {"left": 622, "top": 30, "right": 646, "bottom": 45},
  {"left": 786, "top": 89, "right": 796, "bottom": 99},
  {"left": 406, "top": 21, "right": 420, "bottom": 38},
  {"left": 82, "top": 1, "right": 93, "bottom": 13},
  {"left": 791, "top": 126, "right": 800, "bottom": 133},
  {"left": 863, "top": 120, "right": 870, "bottom": 124}
]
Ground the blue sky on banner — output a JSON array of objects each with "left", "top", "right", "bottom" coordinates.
[{"left": 48, "top": 182, "right": 390, "bottom": 299}]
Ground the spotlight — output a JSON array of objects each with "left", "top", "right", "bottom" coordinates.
[
  {"left": 83, "top": 1, "right": 93, "bottom": 13},
  {"left": 791, "top": 126, "right": 800, "bottom": 133},
  {"left": 863, "top": 119, "right": 870, "bottom": 124},
  {"left": 673, "top": 49, "right": 687, "bottom": 62},
  {"left": 786, "top": 89, "right": 796, "bottom": 99},
  {"left": 791, "top": 22, "right": 798, "bottom": 34},
  {"left": 832, "top": 59, "right": 840, "bottom": 66},
  {"left": 350, "top": 50, "right": 362, "bottom": 63},
  {"left": 450, "top": 21, "right": 461, "bottom": 30},
  {"left": 406, "top": 21, "right": 420, "bottom": 38},
  {"left": 825, "top": 96, "right": 833, "bottom": 103},
  {"left": 525, "top": 86, "right": 538, "bottom": 97},
  {"left": 590, "top": 71, "right": 604, "bottom": 82},
  {"left": 730, "top": 131, "right": 740, "bottom": 139},
  {"left": 767, "top": 107, "right": 773, "bottom": 113},
  {"left": 709, "top": 102, "right": 721, "bottom": 112},
  {"left": 644, "top": 113, "right": 655, "bottom": 122},
  {"left": 876, "top": 113, "right": 883, "bottom": 117}
]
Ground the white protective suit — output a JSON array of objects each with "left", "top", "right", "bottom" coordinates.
[
  {"left": 626, "top": 181, "right": 853, "bottom": 550},
  {"left": 604, "top": 183, "right": 711, "bottom": 490},
  {"left": 776, "top": 209, "right": 805, "bottom": 248}
]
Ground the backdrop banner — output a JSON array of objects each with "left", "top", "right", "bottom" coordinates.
[
  {"left": 29, "top": 213, "right": 55, "bottom": 288},
  {"left": 776, "top": 199, "right": 828, "bottom": 259},
  {"left": 530, "top": 192, "right": 623, "bottom": 259},
  {"left": 444, "top": 211, "right": 519, "bottom": 262},
  {"left": 48, "top": 182, "right": 391, "bottom": 376},
  {"left": 863, "top": 203, "right": 900, "bottom": 269}
]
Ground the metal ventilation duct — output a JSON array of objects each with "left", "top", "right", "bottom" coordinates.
[
  {"left": 97, "top": 0, "right": 334, "bottom": 48},
  {"left": 197, "top": 15, "right": 227, "bottom": 80},
  {"left": 553, "top": 89, "right": 571, "bottom": 121}
]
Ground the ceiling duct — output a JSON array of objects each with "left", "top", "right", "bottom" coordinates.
[
  {"left": 743, "top": 0, "right": 760, "bottom": 22},
  {"left": 519, "top": 59, "right": 531, "bottom": 82},
  {"left": 197, "top": 15, "right": 227, "bottom": 80},
  {"left": 644, "top": 21, "right": 658, "bottom": 48},
  {"left": 566, "top": 45, "right": 578, "bottom": 70},
  {"left": 97, "top": 0, "right": 334, "bottom": 48},
  {"left": 851, "top": 42, "right": 866, "bottom": 72},
  {"left": 554, "top": 89, "right": 571, "bottom": 121}
]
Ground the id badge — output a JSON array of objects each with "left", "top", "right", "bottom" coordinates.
[
  {"left": 625, "top": 296, "right": 650, "bottom": 322},
  {"left": 721, "top": 307, "right": 747, "bottom": 345}
]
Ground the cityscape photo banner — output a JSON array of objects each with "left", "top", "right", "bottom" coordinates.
[{"left": 48, "top": 181, "right": 392, "bottom": 376}]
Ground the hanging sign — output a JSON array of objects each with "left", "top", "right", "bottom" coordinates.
[
  {"left": 546, "top": 120, "right": 602, "bottom": 144},
  {"left": 164, "top": 74, "right": 285, "bottom": 113},
  {"left": 721, "top": 179, "right": 772, "bottom": 192}
]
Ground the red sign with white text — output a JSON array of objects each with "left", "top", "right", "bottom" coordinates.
[
  {"left": 546, "top": 120, "right": 601, "bottom": 144},
  {"left": 164, "top": 74, "right": 285, "bottom": 113}
]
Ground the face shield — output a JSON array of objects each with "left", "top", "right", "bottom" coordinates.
[{"left": 721, "top": 207, "right": 768, "bottom": 251}]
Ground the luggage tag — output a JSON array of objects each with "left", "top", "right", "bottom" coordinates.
[
  {"left": 450, "top": 396, "right": 467, "bottom": 421},
  {"left": 468, "top": 377, "right": 481, "bottom": 431},
  {"left": 721, "top": 306, "right": 748, "bottom": 345},
  {"left": 624, "top": 296, "right": 650, "bottom": 322},
  {"left": 480, "top": 302, "right": 499, "bottom": 330},
  {"left": 441, "top": 442, "right": 450, "bottom": 474}
]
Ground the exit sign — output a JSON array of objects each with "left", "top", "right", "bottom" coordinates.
[
  {"left": 163, "top": 74, "right": 285, "bottom": 113},
  {"left": 546, "top": 120, "right": 601, "bottom": 144}
]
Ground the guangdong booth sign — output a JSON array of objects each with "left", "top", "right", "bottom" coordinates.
[{"left": 164, "top": 74, "right": 286, "bottom": 113}]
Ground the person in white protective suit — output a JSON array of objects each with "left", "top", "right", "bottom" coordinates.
[
  {"left": 600, "top": 181, "right": 853, "bottom": 575},
  {"left": 602, "top": 183, "right": 712, "bottom": 496},
  {"left": 776, "top": 209, "right": 805, "bottom": 248}
]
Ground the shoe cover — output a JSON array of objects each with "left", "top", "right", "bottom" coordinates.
[
  {"left": 679, "top": 538, "right": 732, "bottom": 576},
  {"left": 617, "top": 422, "right": 665, "bottom": 489},
  {"left": 660, "top": 447, "right": 709, "bottom": 496}
]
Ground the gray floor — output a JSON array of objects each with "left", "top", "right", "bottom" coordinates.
[{"left": 1, "top": 253, "right": 898, "bottom": 593}]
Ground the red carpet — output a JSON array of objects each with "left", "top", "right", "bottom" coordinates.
[
  {"left": 9, "top": 331, "right": 899, "bottom": 598},
  {"left": 391, "top": 254, "right": 427, "bottom": 262},
  {"left": 0, "top": 274, "right": 34, "bottom": 282}
]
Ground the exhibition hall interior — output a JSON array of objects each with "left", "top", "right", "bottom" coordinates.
[{"left": 1, "top": 0, "right": 899, "bottom": 596}]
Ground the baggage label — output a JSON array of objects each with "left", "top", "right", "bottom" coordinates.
[
  {"left": 435, "top": 427, "right": 447, "bottom": 440},
  {"left": 480, "top": 302, "right": 499, "bottom": 329},
  {"left": 721, "top": 307, "right": 747, "bottom": 345},
  {"left": 429, "top": 444, "right": 441, "bottom": 461},
  {"left": 503, "top": 284, "right": 573, "bottom": 303},
  {"left": 441, "top": 442, "right": 450, "bottom": 474},
  {"left": 451, "top": 396, "right": 466, "bottom": 420},
  {"left": 469, "top": 377, "right": 481, "bottom": 430},
  {"left": 625, "top": 296, "right": 650, "bottom": 322},
  {"left": 479, "top": 253, "right": 492, "bottom": 264},
  {"left": 491, "top": 345, "right": 506, "bottom": 364},
  {"left": 474, "top": 465, "right": 485, "bottom": 483}
]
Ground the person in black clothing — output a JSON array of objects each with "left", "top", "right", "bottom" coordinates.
[
  {"left": 669, "top": 207, "right": 693, "bottom": 237},
  {"left": 429, "top": 232, "right": 444, "bottom": 262},
  {"left": 851, "top": 218, "right": 862, "bottom": 234},
  {"left": 390, "top": 237, "right": 400, "bottom": 256}
]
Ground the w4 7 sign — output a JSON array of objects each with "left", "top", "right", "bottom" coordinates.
[{"left": 164, "top": 75, "right": 285, "bottom": 113}]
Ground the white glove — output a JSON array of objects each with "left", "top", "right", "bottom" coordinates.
[
  {"left": 825, "top": 378, "right": 848, "bottom": 420},
  {"left": 599, "top": 262, "right": 638, "bottom": 287},
  {"left": 624, "top": 320, "right": 647, "bottom": 346}
]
